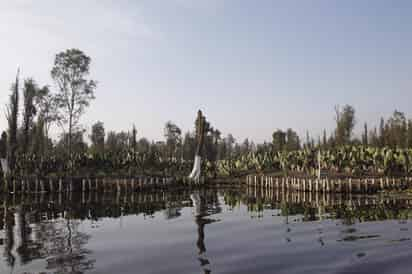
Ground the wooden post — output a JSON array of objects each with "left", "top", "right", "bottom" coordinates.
[
  {"left": 49, "top": 179, "right": 54, "bottom": 193},
  {"left": 40, "top": 179, "right": 45, "bottom": 193},
  {"left": 82, "top": 179, "right": 86, "bottom": 193},
  {"left": 59, "top": 178, "right": 62, "bottom": 193},
  {"left": 117, "top": 179, "right": 121, "bottom": 193}
]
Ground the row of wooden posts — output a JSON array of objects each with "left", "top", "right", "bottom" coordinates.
[
  {"left": 3, "top": 176, "right": 179, "bottom": 194},
  {"left": 245, "top": 186, "right": 398, "bottom": 208},
  {"left": 245, "top": 174, "right": 412, "bottom": 193}
]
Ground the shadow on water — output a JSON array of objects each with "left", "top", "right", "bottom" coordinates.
[{"left": 0, "top": 187, "right": 412, "bottom": 273}]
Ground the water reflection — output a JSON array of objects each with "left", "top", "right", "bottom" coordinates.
[
  {"left": 191, "top": 189, "right": 221, "bottom": 273},
  {"left": 0, "top": 188, "right": 411, "bottom": 273}
]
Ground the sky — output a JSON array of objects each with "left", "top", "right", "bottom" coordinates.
[{"left": 0, "top": 0, "right": 411, "bottom": 144}]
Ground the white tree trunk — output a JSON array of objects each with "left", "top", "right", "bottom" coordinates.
[{"left": 188, "top": 155, "right": 202, "bottom": 183}]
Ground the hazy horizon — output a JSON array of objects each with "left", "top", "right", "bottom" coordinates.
[{"left": 1, "top": 0, "right": 411, "bottom": 143}]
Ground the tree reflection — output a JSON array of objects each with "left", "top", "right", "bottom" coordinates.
[
  {"left": 0, "top": 188, "right": 412, "bottom": 273},
  {"left": 3, "top": 200, "right": 15, "bottom": 269},
  {"left": 191, "top": 189, "right": 221, "bottom": 274},
  {"left": 44, "top": 218, "right": 95, "bottom": 273}
]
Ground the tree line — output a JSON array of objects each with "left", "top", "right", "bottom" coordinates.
[{"left": 1, "top": 48, "right": 412, "bottom": 179}]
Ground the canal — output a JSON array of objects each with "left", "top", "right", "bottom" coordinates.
[{"left": 0, "top": 188, "right": 411, "bottom": 274}]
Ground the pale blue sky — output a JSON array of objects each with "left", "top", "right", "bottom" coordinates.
[{"left": 0, "top": 0, "right": 411, "bottom": 143}]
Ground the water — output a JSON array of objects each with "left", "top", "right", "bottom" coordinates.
[{"left": 1, "top": 188, "right": 412, "bottom": 274}]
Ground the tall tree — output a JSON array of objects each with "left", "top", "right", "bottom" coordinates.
[
  {"left": 334, "top": 105, "right": 356, "bottom": 145},
  {"left": 6, "top": 70, "right": 20, "bottom": 172},
  {"left": 0, "top": 131, "right": 7, "bottom": 158},
  {"left": 386, "top": 110, "right": 407, "bottom": 148},
  {"left": 105, "top": 131, "right": 129, "bottom": 153},
  {"left": 408, "top": 120, "right": 412, "bottom": 148},
  {"left": 285, "top": 128, "right": 300, "bottom": 151},
  {"left": 164, "top": 121, "right": 182, "bottom": 160},
  {"left": 272, "top": 130, "right": 286, "bottom": 151},
  {"left": 362, "top": 122, "right": 368, "bottom": 146},
  {"left": 225, "top": 134, "right": 236, "bottom": 158},
  {"left": 21, "top": 79, "right": 38, "bottom": 154},
  {"left": 57, "top": 130, "right": 88, "bottom": 155},
  {"left": 51, "top": 49, "right": 96, "bottom": 165},
  {"left": 137, "top": 138, "right": 150, "bottom": 154},
  {"left": 89, "top": 121, "right": 105, "bottom": 154},
  {"left": 369, "top": 127, "right": 379, "bottom": 147},
  {"left": 183, "top": 132, "right": 196, "bottom": 161},
  {"left": 204, "top": 127, "right": 221, "bottom": 170},
  {"left": 35, "top": 86, "right": 58, "bottom": 140},
  {"left": 32, "top": 118, "right": 46, "bottom": 156},
  {"left": 305, "top": 131, "right": 311, "bottom": 149},
  {"left": 322, "top": 129, "right": 327, "bottom": 149},
  {"left": 379, "top": 117, "right": 385, "bottom": 147},
  {"left": 131, "top": 125, "right": 137, "bottom": 153}
]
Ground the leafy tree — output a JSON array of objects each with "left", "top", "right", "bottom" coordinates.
[
  {"left": 105, "top": 131, "right": 129, "bottom": 154},
  {"left": 57, "top": 130, "right": 88, "bottom": 155},
  {"left": 204, "top": 127, "right": 221, "bottom": 175},
  {"left": 131, "top": 125, "right": 137, "bottom": 153},
  {"left": 240, "top": 138, "right": 252, "bottom": 155},
  {"left": 386, "top": 110, "right": 407, "bottom": 148},
  {"left": 137, "top": 138, "right": 150, "bottom": 154},
  {"left": 182, "top": 132, "right": 196, "bottom": 161},
  {"left": 408, "top": 120, "right": 412, "bottom": 148},
  {"left": 272, "top": 130, "right": 286, "bottom": 151},
  {"left": 225, "top": 134, "right": 236, "bottom": 158},
  {"left": 362, "top": 122, "right": 368, "bottom": 146},
  {"left": 31, "top": 118, "right": 47, "bottom": 156},
  {"left": 322, "top": 129, "right": 328, "bottom": 149},
  {"left": 51, "top": 49, "right": 96, "bottom": 164},
  {"left": 379, "top": 117, "right": 385, "bottom": 147},
  {"left": 334, "top": 105, "right": 356, "bottom": 145},
  {"left": 35, "top": 86, "right": 59, "bottom": 140},
  {"left": 21, "top": 79, "right": 38, "bottom": 154},
  {"left": 0, "top": 131, "right": 7, "bottom": 158},
  {"left": 6, "top": 71, "right": 20, "bottom": 172},
  {"left": 90, "top": 121, "right": 105, "bottom": 154},
  {"left": 285, "top": 128, "right": 300, "bottom": 151},
  {"left": 369, "top": 127, "right": 379, "bottom": 147},
  {"left": 304, "top": 131, "right": 309, "bottom": 149},
  {"left": 164, "top": 121, "right": 182, "bottom": 160}
]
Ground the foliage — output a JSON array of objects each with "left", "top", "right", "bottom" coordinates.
[
  {"left": 216, "top": 145, "right": 412, "bottom": 177},
  {"left": 90, "top": 121, "right": 105, "bottom": 154},
  {"left": 6, "top": 71, "right": 20, "bottom": 171},
  {"left": 51, "top": 48, "right": 96, "bottom": 163},
  {"left": 335, "top": 105, "right": 356, "bottom": 145}
]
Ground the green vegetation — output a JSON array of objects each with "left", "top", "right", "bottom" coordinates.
[{"left": 2, "top": 51, "right": 412, "bottom": 184}]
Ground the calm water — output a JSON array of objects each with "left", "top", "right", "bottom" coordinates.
[{"left": 1, "top": 188, "right": 412, "bottom": 274}]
